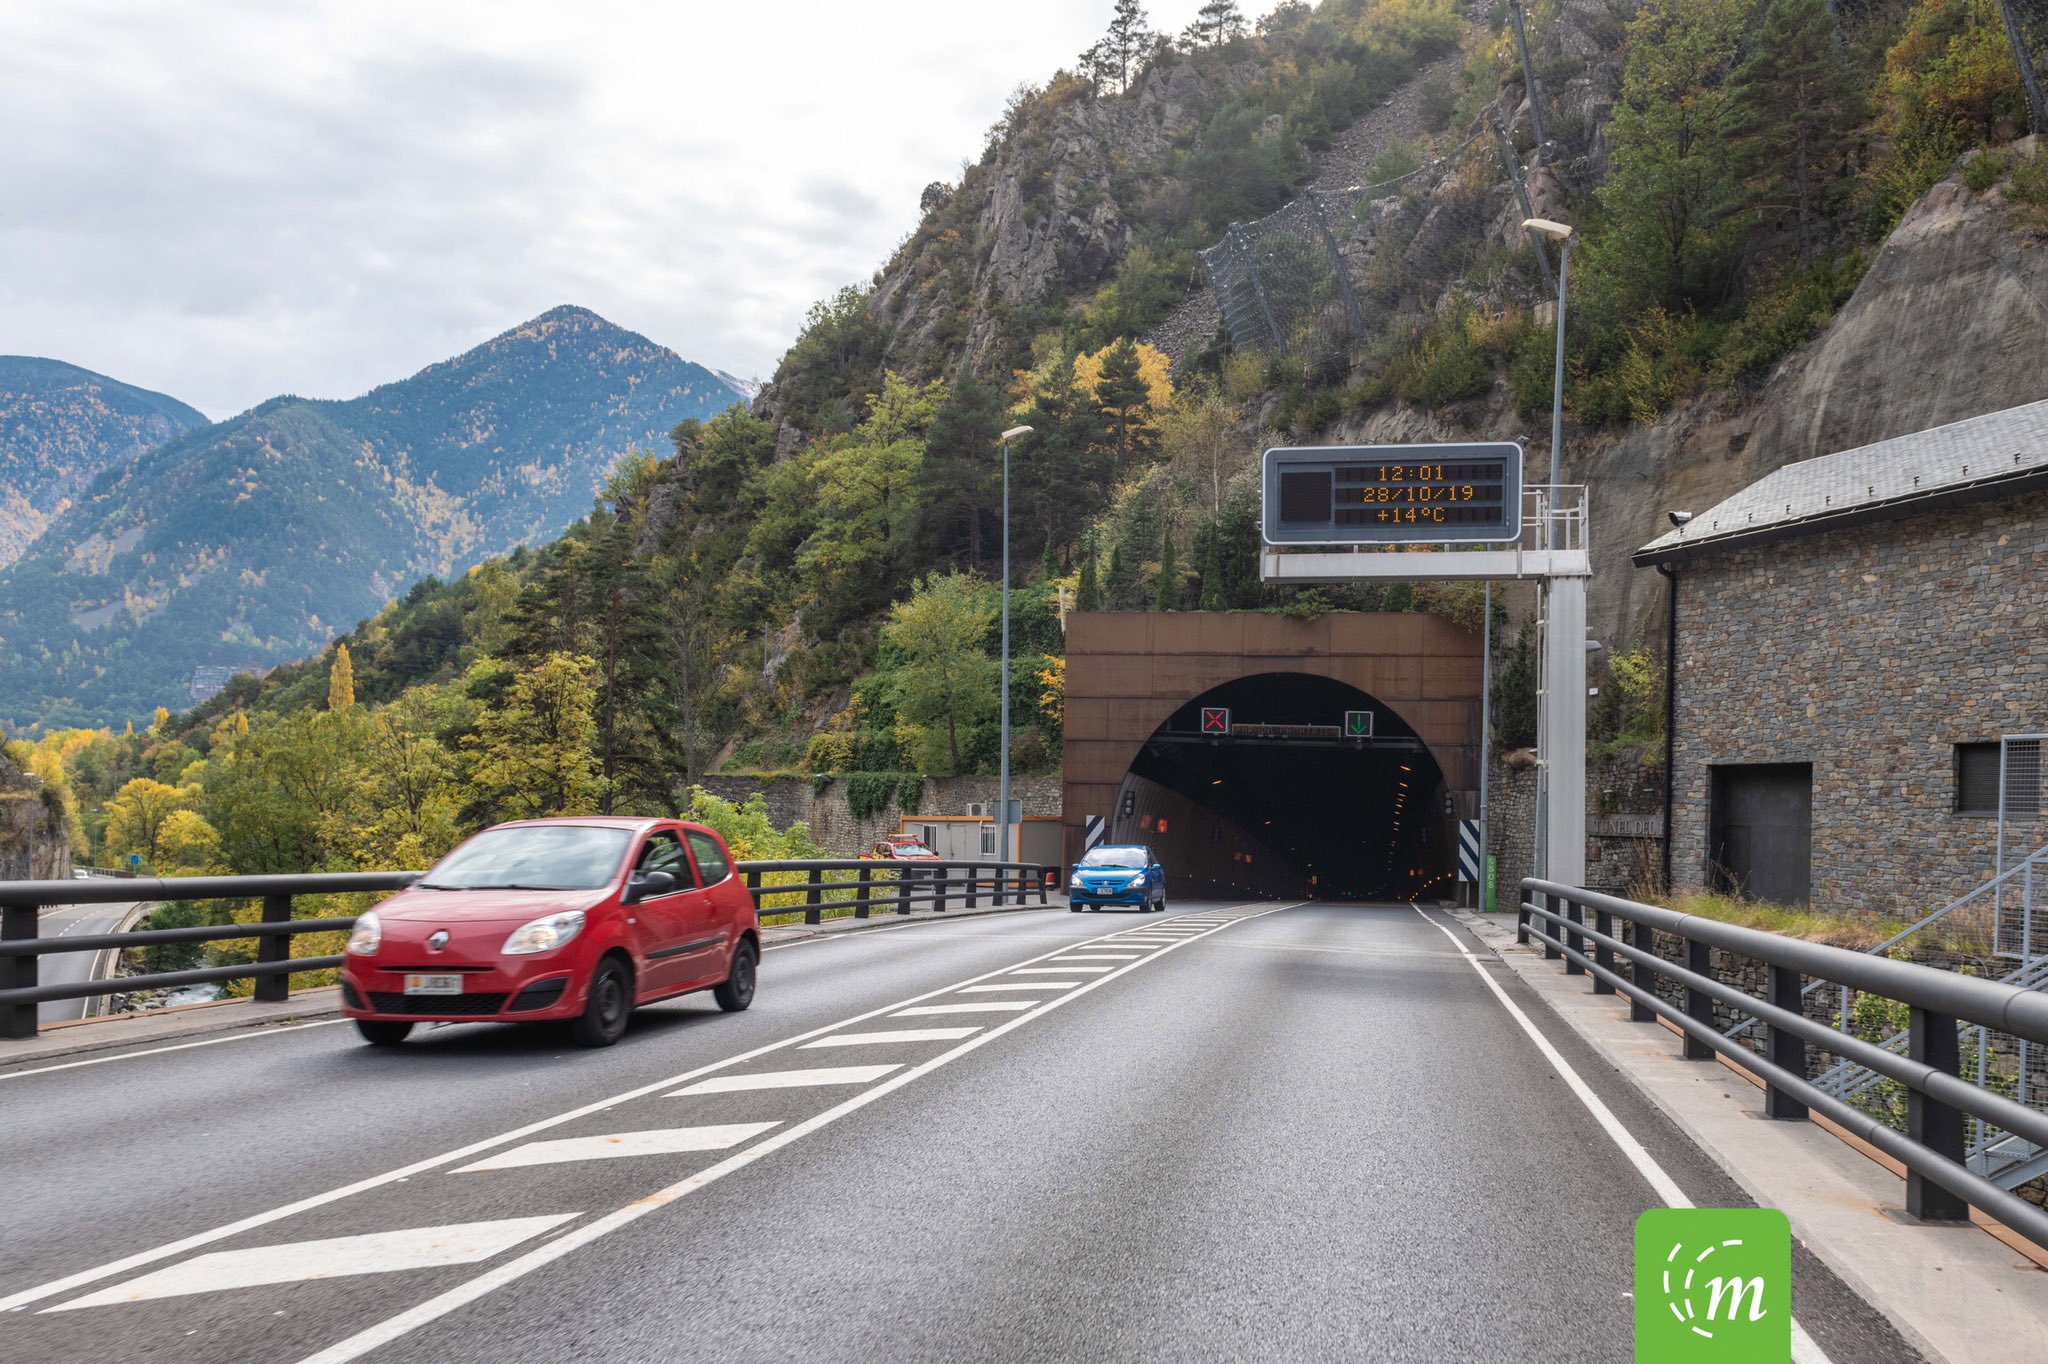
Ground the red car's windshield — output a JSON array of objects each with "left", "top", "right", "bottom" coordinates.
[
  {"left": 420, "top": 825, "right": 633, "bottom": 891},
  {"left": 888, "top": 844, "right": 935, "bottom": 857}
]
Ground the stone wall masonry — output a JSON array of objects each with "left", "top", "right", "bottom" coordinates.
[
  {"left": 1669, "top": 490, "right": 2048, "bottom": 922},
  {"left": 689, "top": 774, "right": 1065, "bottom": 857},
  {"left": 1487, "top": 751, "right": 1666, "bottom": 904}
]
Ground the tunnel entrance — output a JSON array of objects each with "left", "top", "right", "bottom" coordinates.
[
  {"left": 1060, "top": 610, "right": 1482, "bottom": 904},
  {"left": 1111, "top": 673, "right": 1453, "bottom": 902}
]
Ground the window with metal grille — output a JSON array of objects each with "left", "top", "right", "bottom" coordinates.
[{"left": 1956, "top": 743, "right": 2001, "bottom": 816}]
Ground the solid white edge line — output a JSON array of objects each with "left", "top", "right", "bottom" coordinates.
[
  {"left": 1406, "top": 906, "right": 1836, "bottom": 1364},
  {"left": 0, "top": 1019, "right": 351, "bottom": 1082},
  {"left": 0, "top": 907, "right": 1244, "bottom": 1314},
  {"left": 291, "top": 903, "right": 1303, "bottom": 1364}
]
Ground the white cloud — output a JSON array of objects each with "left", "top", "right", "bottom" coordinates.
[{"left": 0, "top": 0, "right": 1221, "bottom": 418}]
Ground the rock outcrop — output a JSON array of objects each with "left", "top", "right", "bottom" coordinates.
[{"left": 0, "top": 753, "right": 70, "bottom": 882}]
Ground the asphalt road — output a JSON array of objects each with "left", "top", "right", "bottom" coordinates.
[
  {"left": 0, "top": 900, "right": 1923, "bottom": 1363},
  {"left": 34, "top": 899, "right": 140, "bottom": 1026}
]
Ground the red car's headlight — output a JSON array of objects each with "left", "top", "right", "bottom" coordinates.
[
  {"left": 345, "top": 911, "right": 381, "bottom": 956},
  {"left": 502, "top": 910, "right": 586, "bottom": 955}
]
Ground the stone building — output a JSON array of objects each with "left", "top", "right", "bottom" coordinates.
[{"left": 1634, "top": 399, "right": 2048, "bottom": 922}]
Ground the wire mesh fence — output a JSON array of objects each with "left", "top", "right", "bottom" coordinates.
[{"left": 1196, "top": 130, "right": 1538, "bottom": 364}]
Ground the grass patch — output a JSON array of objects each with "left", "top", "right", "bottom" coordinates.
[{"left": 1644, "top": 888, "right": 1913, "bottom": 949}]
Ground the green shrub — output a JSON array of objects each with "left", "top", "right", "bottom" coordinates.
[
  {"left": 2010, "top": 151, "right": 2048, "bottom": 209},
  {"left": 1963, "top": 151, "right": 2009, "bottom": 192}
]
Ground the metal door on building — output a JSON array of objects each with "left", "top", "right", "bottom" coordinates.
[{"left": 1708, "top": 764, "right": 1812, "bottom": 905}]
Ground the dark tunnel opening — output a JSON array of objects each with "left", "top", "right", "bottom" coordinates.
[{"left": 1113, "top": 673, "right": 1454, "bottom": 903}]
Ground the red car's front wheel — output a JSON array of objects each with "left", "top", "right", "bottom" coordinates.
[{"left": 571, "top": 956, "right": 633, "bottom": 1048}]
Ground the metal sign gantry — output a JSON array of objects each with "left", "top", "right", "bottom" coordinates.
[{"left": 1260, "top": 452, "right": 1590, "bottom": 892}]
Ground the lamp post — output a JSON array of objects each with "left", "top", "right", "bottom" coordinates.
[
  {"left": 998, "top": 424, "right": 1034, "bottom": 866},
  {"left": 1522, "top": 216, "right": 1578, "bottom": 887}
]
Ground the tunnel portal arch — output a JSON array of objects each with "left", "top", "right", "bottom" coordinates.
[{"left": 1061, "top": 611, "right": 1483, "bottom": 901}]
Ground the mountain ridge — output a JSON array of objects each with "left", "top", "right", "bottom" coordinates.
[
  {"left": 0, "top": 357, "right": 209, "bottom": 568},
  {"left": 0, "top": 307, "right": 746, "bottom": 729}
]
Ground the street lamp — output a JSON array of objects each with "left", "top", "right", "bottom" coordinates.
[
  {"left": 998, "top": 424, "right": 1034, "bottom": 866},
  {"left": 1521, "top": 217, "right": 1573, "bottom": 504},
  {"left": 1522, "top": 216, "right": 1573, "bottom": 884}
]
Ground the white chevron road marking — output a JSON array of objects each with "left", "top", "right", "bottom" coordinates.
[
  {"left": 799, "top": 1027, "right": 983, "bottom": 1048},
  {"left": 455, "top": 1123, "right": 781, "bottom": 1172},
  {"left": 667, "top": 1065, "right": 902, "bottom": 1095},
  {"left": 48, "top": 1216, "right": 578, "bottom": 1312},
  {"left": 892, "top": 1001, "right": 1037, "bottom": 1016}
]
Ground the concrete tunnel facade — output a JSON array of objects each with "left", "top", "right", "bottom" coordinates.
[{"left": 1061, "top": 611, "right": 1484, "bottom": 902}]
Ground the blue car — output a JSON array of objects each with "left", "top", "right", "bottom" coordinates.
[{"left": 1068, "top": 844, "right": 1166, "bottom": 913}]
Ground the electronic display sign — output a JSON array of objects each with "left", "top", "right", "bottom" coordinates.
[{"left": 1261, "top": 442, "right": 1523, "bottom": 545}]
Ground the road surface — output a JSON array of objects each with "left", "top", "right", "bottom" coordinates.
[
  {"left": 0, "top": 901, "right": 1922, "bottom": 1362},
  {"left": 34, "top": 898, "right": 140, "bottom": 1026}
]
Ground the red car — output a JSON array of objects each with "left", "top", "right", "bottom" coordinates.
[
  {"left": 866, "top": 838, "right": 939, "bottom": 861},
  {"left": 340, "top": 816, "right": 759, "bottom": 1048}
]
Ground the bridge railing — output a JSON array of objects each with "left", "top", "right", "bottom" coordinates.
[
  {"left": 1517, "top": 877, "right": 2048, "bottom": 1251},
  {"left": 0, "top": 860, "right": 1052, "bottom": 1040}
]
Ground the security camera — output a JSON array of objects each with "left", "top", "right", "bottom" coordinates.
[{"left": 1668, "top": 510, "right": 1694, "bottom": 528}]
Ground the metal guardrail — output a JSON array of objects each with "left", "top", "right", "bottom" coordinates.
[
  {"left": 0, "top": 860, "right": 1053, "bottom": 1040},
  {"left": 1516, "top": 877, "right": 2048, "bottom": 1250}
]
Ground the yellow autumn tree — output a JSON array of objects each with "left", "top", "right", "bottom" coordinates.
[
  {"left": 1072, "top": 340, "right": 1172, "bottom": 412},
  {"left": 327, "top": 643, "right": 356, "bottom": 711}
]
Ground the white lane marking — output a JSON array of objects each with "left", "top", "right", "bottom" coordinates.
[
  {"left": 455, "top": 1123, "right": 780, "bottom": 1172},
  {"left": 293, "top": 903, "right": 1299, "bottom": 1364},
  {"left": 956, "top": 982, "right": 1078, "bottom": 992},
  {"left": 48, "top": 1217, "right": 578, "bottom": 1312},
  {"left": 799, "top": 1027, "right": 983, "bottom": 1048},
  {"left": 1010, "top": 966, "right": 1112, "bottom": 975},
  {"left": 0, "top": 913, "right": 1222, "bottom": 1315},
  {"left": 1407, "top": 907, "right": 1837, "bottom": 1364},
  {"left": 1049, "top": 954, "right": 1142, "bottom": 962},
  {"left": 892, "top": 1001, "right": 1036, "bottom": 1016},
  {"left": 0, "top": 1020, "right": 350, "bottom": 1083},
  {"left": 667, "top": 1065, "right": 901, "bottom": 1095}
]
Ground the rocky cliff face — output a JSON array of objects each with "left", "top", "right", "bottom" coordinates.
[
  {"left": 869, "top": 59, "right": 1259, "bottom": 382},
  {"left": 1576, "top": 145, "right": 2048, "bottom": 651},
  {"left": 0, "top": 754, "right": 70, "bottom": 881}
]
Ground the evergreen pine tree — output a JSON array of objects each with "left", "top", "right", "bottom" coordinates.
[
  {"left": 1184, "top": 0, "right": 1246, "bottom": 47},
  {"left": 1198, "top": 524, "right": 1224, "bottom": 610},
  {"left": 1154, "top": 529, "right": 1179, "bottom": 611},
  {"left": 1040, "top": 538, "right": 1059, "bottom": 579},
  {"left": 1725, "top": 0, "right": 1864, "bottom": 265},
  {"left": 1092, "top": 337, "right": 1159, "bottom": 478},
  {"left": 1104, "top": 0, "right": 1156, "bottom": 93},
  {"left": 1106, "top": 540, "right": 1139, "bottom": 609},
  {"left": 1075, "top": 532, "right": 1103, "bottom": 611}
]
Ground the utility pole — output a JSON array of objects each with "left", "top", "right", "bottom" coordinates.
[{"left": 997, "top": 425, "right": 1034, "bottom": 865}]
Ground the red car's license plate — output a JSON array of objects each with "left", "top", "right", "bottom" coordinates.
[{"left": 403, "top": 974, "right": 463, "bottom": 996}]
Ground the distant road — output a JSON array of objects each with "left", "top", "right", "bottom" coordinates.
[{"left": 35, "top": 900, "right": 140, "bottom": 1026}]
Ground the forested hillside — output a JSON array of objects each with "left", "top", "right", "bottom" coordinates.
[
  {"left": 13, "top": 0, "right": 2048, "bottom": 883},
  {"left": 0, "top": 357, "right": 206, "bottom": 568},
  {"left": 0, "top": 306, "right": 746, "bottom": 729}
]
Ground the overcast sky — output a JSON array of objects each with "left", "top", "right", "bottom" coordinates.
[{"left": 1, "top": 0, "right": 1228, "bottom": 420}]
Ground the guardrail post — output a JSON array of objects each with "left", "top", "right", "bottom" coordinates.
[
  {"left": 895, "top": 868, "right": 912, "bottom": 915},
  {"left": 745, "top": 869, "right": 761, "bottom": 914},
  {"left": 1038, "top": 867, "right": 1049, "bottom": 905},
  {"left": 1765, "top": 963, "right": 1809, "bottom": 1120},
  {"left": 1683, "top": 938, "right": 1715, "bottom": 1059},
  {"left": 253, "top": 893, "right": 292, "bottom": 1002},
  {"left": 854, "top": 865, "right": 871, "bottom": 920},
  {"left": 1592, "top": 908, "right": 1614, "bottom": 994},
  {"left": 1625, "top": 919, "right": 1654, "bottom": 1022},
  {"left": 1, "top": 899, "right": 38, "bottom": 1039},
  {"left": 965, "top": 866, "right": 977, "bottom": 911},
  {"left": 1907, "top": 1005, "right": 1971, "bottom": 1221},
  {"left": 1564, "top": 894, "right": 1585, "bottom": 976},
  {"left": 803, "top": 877, "right": 823, "bottom": 927},
  {"left": 1517, "top": 889, "right": 1531, "bottom": 946},
  {"left": 1538, "top": 890, "right": 1560, "bottom": 960}
]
